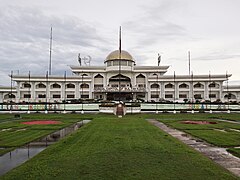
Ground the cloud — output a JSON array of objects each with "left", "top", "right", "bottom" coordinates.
[{"left": 0, "top": 5, "right": 110, "bottom": 85}]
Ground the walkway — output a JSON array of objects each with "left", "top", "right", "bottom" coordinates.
[{"left": 147, "top": 119, "right": 240, "bottom": 177}]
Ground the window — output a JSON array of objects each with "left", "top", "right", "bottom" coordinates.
[
  {"left": 120, "top": 60, "right": 127, "bottom": 66},
  {"left": 107, "top": 61, "right": 112, "bottom": 67},
  {"left": 151, "top": 84, "right": 159, "bottom": 88},
  {"left": 53, "top": 94, "right": 61, "bottom": 98},
  {"left": 113, "top": 60, "right": 119, "bottom": 66},
  {"left": 179, "top": 94, "right": 187, "bottom": 98},
  {"left": 165, "top": 94, "right": 173, "bottom": 98},
  {"left": 194, "top": 83, "right": 203, "bottom": 88},
  {"left": 194, "top": 94, "right": 202, "bottom": 99},
  {"left": 179, "top": 83, "right": 189, "bottom": 88},
  {"left": 80, "top": 84, "right": 89, "bottom": 88},
  {"left": 23, "top": 94, "right": 31, "bottom": 98},
  {"left": 94, "top": 84, "right": 103, "bottom": 88},
  {"left": 37, "top": 83, "right": 46, "bottom": 88},
  {"left": 111, "top": 84, "right": 118, "bottom": 87},
  {"left": 8, "top": 94, "right": 16, "bottom": 98},
  {"left": 138, "top": 84, "right": 145, "bottom": 88},
  {"left": 128, "top": 61, "right": 133, "bottom": 66},
  {"left": 151, "top": 94, "right": 159, "bottom": 98},
  {"left": 23, "top": 83, "right": 31, "bottom": 88},
  {"left": 38, "top": 94, "right": 46, "bottom": 98},
  {"left": 165, "top": 83, "right": 174, "bottom": 88},
  {"left": 52, "top": 83, "right": 61, "bottom": 88},
  {"left": 209, "top": 83, "right": 218, "bottom": 88},
  {"left": 67, "top": 94, "right": 75, "bottom": 98},
  {"left": 81, "top": 95, "right": 89, "bottom": 98},
  {"left": 209, "top": 94, "right": 216, "bottom": 98},
  {"left": 66, "top": 84, "right": 75, "bottom": 88}
]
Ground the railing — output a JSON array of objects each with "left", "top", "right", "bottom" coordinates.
[{"left": 94, "top": 87, "right": 146, "bottom": 92}]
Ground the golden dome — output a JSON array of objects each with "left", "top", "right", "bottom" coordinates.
[{"left": 105, "top": 50, "right": 134, "bottom": 62}]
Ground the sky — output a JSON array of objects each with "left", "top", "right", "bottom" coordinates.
[{"left": 0, "top": 0, "right": 240, "bottom": 86}]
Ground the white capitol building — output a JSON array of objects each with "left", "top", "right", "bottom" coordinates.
[{"left": 0, "top": 49, "right": 240, "bottom": 103}]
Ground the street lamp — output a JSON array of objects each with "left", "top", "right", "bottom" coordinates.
[{"left": 153, "top": 73, "right": 159, "bottom": 114}]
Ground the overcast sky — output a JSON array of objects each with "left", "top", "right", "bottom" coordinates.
[{"left": 0, "top": 0, "right": 240, "bottom": 86}]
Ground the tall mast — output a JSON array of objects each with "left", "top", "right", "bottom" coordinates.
[
  {"left": 118, "top": 26, "right": 122, "bottom": 101},
  {"left": 49, "top": 27, "right": 53, "bottom": 75},
  {"left": 188, "top": 51, "right": 191, "bottom": 75}
]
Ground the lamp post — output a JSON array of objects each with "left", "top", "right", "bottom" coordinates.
[{"left": 153, "top": 73, "right": 159, "bottom": 114}]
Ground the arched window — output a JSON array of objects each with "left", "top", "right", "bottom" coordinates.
[
  {"left": 52, "top": 83, "right": 61, "bottom": 89},
  {"left": 23, "top": 83, "right": 31, "bottom": 88},
  {"left": 179, "top": 83, "right": 189, "bottom": 89},
  {"left": 66, "top": 83, "right": 75, "bottom": 88},
  {"left": 4, "top": 94, "right": 16, "bottom": 99},
  {"left": 209, "top": 82, "right": 216, "bottom": 88},
  {"left": 224, "top": 93, "right": 237, "bottom": 99},
  {"left": 165, "top": 83, "right": 174, "bottom": 88},
  {"left": 136, "top": 74, "right": 145, "bottom": 87},
  {"left": 36, "top": 83, "right": 46, "bottom": 89},
  {"left": 194, "top": 82, "right": 204, "bottom": 88},
  {"left": 151, "top": 83, "right": 160, "bottom": 88},
  {"left": 80, "top": 84, "right": 89, "bottom": 88}
]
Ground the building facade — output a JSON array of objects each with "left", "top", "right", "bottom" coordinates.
[{"left": 0, "top": 50, "right": 240, "bottom": 103}]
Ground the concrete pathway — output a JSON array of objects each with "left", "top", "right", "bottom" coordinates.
[
  {"left": 214, "top": 119, "right": 240, "bottom": 124},
  {"left": 147, "top": 119, "right": 240, "bottom": 177}
]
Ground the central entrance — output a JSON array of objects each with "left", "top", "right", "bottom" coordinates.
[
  {"left": 107, "top": 74, "right": 132, "bottom": 101},
  {"left": 107, "top": 92, "right": 133, "bottom": 101}
]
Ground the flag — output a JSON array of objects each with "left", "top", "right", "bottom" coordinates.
[{"left": 158, "top": 53, "right": 161, "bottom": 66}]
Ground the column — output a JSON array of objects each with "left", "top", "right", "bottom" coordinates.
[
  {"left": 204, "top": 82, "right": 209, "bottom": 100},
  {"left": 61, "top": 82, "right": 65, "bottom": 101},
  {"left": 16, "top": 82, "right": 20, "bottom": 103},
  {"left": 161, "top": 82, "right": 165, "bottom": 99},
  {"left": 31, "top": 82, "right": 35, "bottom": 102},
  {"left": 175, "top": 82, "right": 179, "bottom": 100},
  {"left": 75, "top": 82, "right": 80, "bottom": 99},
  {"left": 219, "top": 82, "right": 223, "bottom": 101}
]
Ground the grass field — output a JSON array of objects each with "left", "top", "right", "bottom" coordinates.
[
  {"left": 1, "top": 114, "right": 238, "bottom": 179},
  {"left": 227, "top": 148, "right": 240, "bottom": 158},
  {"left": 157, "top": 114, "right": 240, "bottom": 147},
  {"left": 0, "top": 114, "right": 92, "bottom": 155}
]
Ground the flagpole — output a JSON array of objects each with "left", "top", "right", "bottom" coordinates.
[
  {"left": 49, "top": 27, "right": 53, "bottom": 75},
  {"left": 118, "top": 26, "right": 121, "bottom": 102},
  {"left": 188, "top": 51, "right": 191, "bottom": 75}
]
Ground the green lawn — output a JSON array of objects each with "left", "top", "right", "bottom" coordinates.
[
  {"left": 1, "top": 114, "right": 238, "bottom": 179},
  {"left": 227, "top": 148, "right": 240, "bottom": 158},
  {"left": 157, "top": 114, "right": 240, "bottom": 147},
  {"left": 0, "top": 114, "right": 92, "bottom": 150}
]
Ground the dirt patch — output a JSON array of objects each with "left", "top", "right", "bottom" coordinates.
[
  {"left": 181, "top": 121, "right": 217, "bottom": 125},
  {"left": 21, "top": 120, "right": 61, "bottom": 125}
]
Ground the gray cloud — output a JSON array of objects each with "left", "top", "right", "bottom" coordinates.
[{"left": 0, "top": 5, "right": 110, "bottom": 85}]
